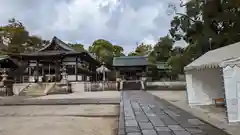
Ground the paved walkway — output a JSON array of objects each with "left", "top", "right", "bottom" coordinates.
[{"left": 119, "top": 91, "right": 229, "bottom": 135}]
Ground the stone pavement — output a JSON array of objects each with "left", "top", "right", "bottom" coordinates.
[{"left": 119, "top": 91, "right": 229, "bottom": 135}]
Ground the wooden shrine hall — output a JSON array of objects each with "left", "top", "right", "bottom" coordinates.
[{"left": 10, "top": 36, "right": 100, "bottom": 83}]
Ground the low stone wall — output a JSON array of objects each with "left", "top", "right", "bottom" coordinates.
[
  {"left": 84, "top": 82, "right": 117, "bottom": 91},
  {"left": 146, "top": 81, "right": 186, "bottom": 90},
  {"left": 13, "top": 83, "right": 30, "bottom": 95},
  {"left": 70, "top": 82, "right": 85, "bottom": 93}
]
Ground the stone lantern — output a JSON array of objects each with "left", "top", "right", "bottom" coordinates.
[
  {"left": 96, "top": 62, "right": 110, "bottom": 91},
  {"left": 60, "top": 65, "right": 71, "bottom": 93},
  {"left": 0, "top": 68, "right": 13, "bottom": 96},
  {"left": 1, "top": 68, "right": 8, "bottom": 82}
]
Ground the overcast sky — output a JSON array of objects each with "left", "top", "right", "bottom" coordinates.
[{"left": 0, "top": 0, "right": 186, "bottom": 53}]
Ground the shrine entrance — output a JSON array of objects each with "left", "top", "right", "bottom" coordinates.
[{"left": 113, "top": 56, "right": 148, "bottom": 90}]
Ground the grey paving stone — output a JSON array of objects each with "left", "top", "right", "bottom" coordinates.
[
  {"left": 161, "top": 117, "right": 178, "bottom": 125},
  {"left": 139, "top": 122, "right": 154, "bottom": 130},
  {"left": 156, "top": 131, "right": 174, "bottom": 135},
  {"left": 142, "top": 130, "right": 158, "bottom": 135},
  {"left": 164, "top": 109, "right": 180, "bottom": 117},
  {"left": 125, "top": 116, "right": 135, "bottom": 120},
  {"left": 155, "top": 126, "right": 171, "bottom": 132},
  {"left": 146, "top": 113, "right": 156, "bottom": 117},
  {"left": 185, "top": 127, "right": 204, "bottom": 134},
  {"left": 135, "top": 113, "right": 147, "bottom": 117},
  {"left": 118, "top": 128, "right": 125, "bottom": 135},
  {"left": 127, "top": 132, "right": 142, "bottom": 135},
  {"left": 172, "top": 130, "right": 191, "bottom": 135},
  {"left": 168, "top": 125, "right": 185, "bottom": 131},
  {"left": 151, "top": 120, "right": 165, "bottom": 126},
  {"left": 188, "top": 119, "right": 205, "bottom": 125},
  {"left": 136, "top": 117, "right": 149, "bottom": 122},
  {"left": 126, "top": 120, "right": 138, "bottom": 127},
  {"left": 125, "top": 126, "right": 140, "bottom": 133},
  {"left": 122, "top": 91, "right": 229, "bottom": 135}
]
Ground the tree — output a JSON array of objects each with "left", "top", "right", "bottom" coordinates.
[
  {"left": 149, "top": 35, "right": 174, "bottom": 63},
  {"left": 113, "top": 45, "right": 125, "bottom": 57},
  {"left": 89, "top": 39, "right": 123, "bottom": 64},
  {"left": 0, "top": 18, "right": 44, "bottom": 53},
  {"left": 127, "top": 43, "right": 152, "bottom": 57},
  {"left": 170, "top": 0, "right": 240, "bottom": 60},
  {"left": 69, "top": 43, "right": 85, "bottom": 52},
  {"left": 128, "top": 52, "right": 138, "bottom": 56},
  {"left": 135, "top": 43, "right": 152, "bottom": 56}
]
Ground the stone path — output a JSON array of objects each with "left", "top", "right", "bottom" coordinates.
[{"left": 119, "top": 91, "right": 229, "bottom": 135}]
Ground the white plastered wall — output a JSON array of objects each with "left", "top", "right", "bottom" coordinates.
[
  {"left": 222, "top": 65, "right": 240, "bottom": 123},
  {"left": 186, "top": 67, "right": 224, "bottom": 105}
]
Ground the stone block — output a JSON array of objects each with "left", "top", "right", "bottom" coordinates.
[
  {"left": 156, "top": 131, "right": 173, "bottom": 135},
  {"left": 168, "top": 125, "right": 185, "bottom": 131},
  {"left": 172, "top": 130, "right": 191, "bottom": 135},
  {"left": 126, "top": 120, "right": 138, "bottom": 127},
  {"left": 125, "top": 126, "right": 140, "bottom": 133},
  {"left": 127, "top": 132, "right": 141, "bottom": 135},
  {"left": 187, "top": 119, "right": 205, "bottom": 125},
  {"left": 161, "top": 118, "right": 178, "bottom": 125},
  {"left": 139, "top": 122, "right": 154, "bottom": 130},
  {"left": 142, "top": 130, "right": 157, "bottom": 135},
  {"left": 155, "top": 127, "right": 171, "bottom": 132},
  {"left": 185, "top": 127, "right": 204, "bottom": 134}
]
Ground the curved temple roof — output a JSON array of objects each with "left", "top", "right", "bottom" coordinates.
[{"left": 37, "top": 36, "right": 76, "bottom": 52}]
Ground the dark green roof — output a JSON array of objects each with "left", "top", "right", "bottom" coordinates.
[{"left": 113, "top": 56, "right": 148, "bottom": 66}]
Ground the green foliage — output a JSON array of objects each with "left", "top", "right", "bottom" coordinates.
[
  {"left": 128, "top": 52, "right": 138, "bottom": 56},
  {"left": 127, "top": 43, "right": 152, "bottom": 57},
  {"left": 170, "top": 0, "right": 240, "bottom": 59},
  {"left": 0, "top": 18, "right": 44, "bottom": 54},
  {"left": 69, "top": 43, "right": 85, "bottom": 52},
  {"left": 149, "top": 35, "right": 174, "bottom": 63},
  {"left": 88, "top": 39, "right": 125, "bottom": 64},
  {"left": 113, "top": 45, "right": 125, "bottom": 57}
]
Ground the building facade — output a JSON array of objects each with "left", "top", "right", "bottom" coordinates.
[{"left": 10, "top": 36, "right": 100, "bottom": 83}]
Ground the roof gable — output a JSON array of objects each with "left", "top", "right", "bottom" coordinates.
[
  {"left": 38, "top": 36, "right": 75, "bottom": 52},
  {"left": 113, "top": 56, "right": 148, "bottom": 66}
]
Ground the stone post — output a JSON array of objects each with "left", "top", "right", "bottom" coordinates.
[
  {"left": 61, "top": 65, "right": 68, "bottom": 84},
  {"left": 60, "top": 65, "right": 71, "bottom": 93}
]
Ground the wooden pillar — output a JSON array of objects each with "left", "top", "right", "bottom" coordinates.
[
  {"left": 28, "top": 62, "right": 31, "bottom": 77},
  {"left": 48, "top": 63, "right": 51, "bottom": 82},
  {"left": 36, "top": 60, "right": 39, "bottom": 82},
  {"left": 75, "top": 57, "right": 78, "bottom": 81},
  {"left": 55, "top": 59, "right": 60, "bottom": 82},
  {"left": 55, "top": 61, "right": 58, "bottom": 82}
]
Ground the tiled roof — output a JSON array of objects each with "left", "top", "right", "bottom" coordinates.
[
  {"left": 113, "top": 56, "right": 148, "bottom": 66},
  {"left": 38, "top": 36, "right": 75, "bottom": 52}
]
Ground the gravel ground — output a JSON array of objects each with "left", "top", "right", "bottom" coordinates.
[
  {"left": 0, "top": 105, "right": 119, "bottom": 135},
  {"left": 35, "top": 91, "right": 120, "bottom": 100}
]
